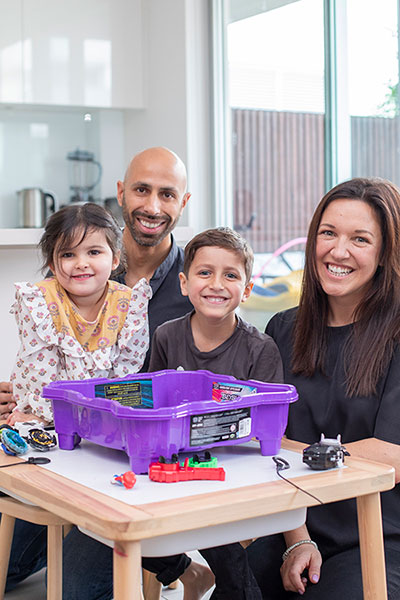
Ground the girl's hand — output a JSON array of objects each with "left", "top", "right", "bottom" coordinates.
[
  {"left": 6, "top": 410, "right": 45, "bottom": 427},
  {"left": 0, "top": 381, "right": 16, "bottom": 420},
  {"left": 280, "top": 544, "right": 322, "bottom": 595}
]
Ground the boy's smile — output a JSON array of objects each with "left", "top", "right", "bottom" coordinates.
[{"left": 179, "top": 246, "right": 252, "bottom": 326}]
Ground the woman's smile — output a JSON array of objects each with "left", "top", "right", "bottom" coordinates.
[{"left": 325, "top": 263, "right": 354, "bottom": 277}]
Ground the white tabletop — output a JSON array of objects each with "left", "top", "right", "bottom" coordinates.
[
  {"left": 20, "top": 438, "right": 322, "bottom": 505},
  {"left": 0, "top": 438, "right": 328, "bottom": 554}
]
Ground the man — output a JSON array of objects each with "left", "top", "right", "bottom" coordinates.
[
  {"left": 5, "top": 147, "right": 212, "bottom": 599},
  {"left": 114, "top": 146, "right": 193, "bottom": 370}
]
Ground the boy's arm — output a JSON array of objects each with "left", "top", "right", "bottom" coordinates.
[{"left": 248, "top": 336, "right": 284, "bottom": 383}]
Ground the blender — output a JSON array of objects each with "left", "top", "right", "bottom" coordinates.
[{"left": 67, "top": 148, "right": 102, "bottom": 203}]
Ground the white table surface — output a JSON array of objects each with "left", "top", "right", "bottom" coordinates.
[
  {"left": 1, "top": 438, "right": 329, "bottom": 554},
  {"left": 19, "top": 438, "right": 324, "bottom": 505}
]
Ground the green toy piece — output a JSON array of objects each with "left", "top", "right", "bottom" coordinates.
[{"left": 186, "top": 451, "right": 218, "bottom": 469}]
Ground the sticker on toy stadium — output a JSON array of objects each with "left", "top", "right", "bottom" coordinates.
[
  {"left": 189, "top": 407, "right": 252, "bottom": 446},
  {"left": 212, "top": 381, "right": 257, "bottom": 403},
  {"left": 94, "top": 380, "right": 153, "bottom": 408}
]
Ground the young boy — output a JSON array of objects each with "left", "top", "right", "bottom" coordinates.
[
  {"left": 149, "top": 226, "right": 282, "bottom": 382},
  {"left": 148, "top": 227, "right": 283, "bottom": 600}
]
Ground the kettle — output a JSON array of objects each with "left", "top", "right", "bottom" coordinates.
[{"left": 17, "top": 188, "right": 56, "bottom": 228}]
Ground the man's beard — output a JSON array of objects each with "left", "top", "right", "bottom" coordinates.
[{"left": 121, "top": 198, "right": 179, "bottom": 247}]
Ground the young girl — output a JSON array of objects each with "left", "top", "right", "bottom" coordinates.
[{"left": 7, "top": 203, "right": 151, "bottom": 426}]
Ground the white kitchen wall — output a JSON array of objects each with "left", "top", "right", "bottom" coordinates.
[
  {"left": 0, "top": 244, "right": 42, "bottom": 379},
  {"left": 123, "top": 0, "right": 212, "bottom": 233}
]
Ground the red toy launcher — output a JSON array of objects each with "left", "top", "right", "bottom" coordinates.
[{"left": 149, "top": 457, "right": 226, "bottom": 483}]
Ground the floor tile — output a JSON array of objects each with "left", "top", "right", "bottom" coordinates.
[{"left": 5, "top": 570, "right": 46, "bottom": 600}]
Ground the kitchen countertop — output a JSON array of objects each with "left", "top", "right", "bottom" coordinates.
[{"left": 0, "top": 229, "right": 43, "bottom": 247}]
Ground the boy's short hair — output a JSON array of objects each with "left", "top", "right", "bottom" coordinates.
[{"left": 183, "top": 227, "right": 254, "bottom": 283}]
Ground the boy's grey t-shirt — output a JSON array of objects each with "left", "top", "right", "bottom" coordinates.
[{"left": 148, "top": 311, "right": 283, "bottom": 383}]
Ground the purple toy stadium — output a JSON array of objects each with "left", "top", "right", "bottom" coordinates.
[{"left": 43, "top": 369, "right": 298, "bottom": 473}]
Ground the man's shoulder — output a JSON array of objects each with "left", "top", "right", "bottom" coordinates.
[
  {"left": 160, "top": 245, "right": 184, "bottom": 282},
  {"left": 110, "top": 270, "right": 126, "bottom": 285},
  {"left": 154, "top": 236, "right": 184, "bottom": 274},
  {"left": 148, "top": 238, "right": 186, "bottom": 297},
  {"left": 166, "top": 241, "right": 185, "bottom": 272},
  {"left": 175, "top": 242, "right": 185, "bottom": 260}
]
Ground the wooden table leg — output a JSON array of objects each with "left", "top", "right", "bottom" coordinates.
[
  {"left": 0, "top": 514, "right": 15, "bottom": 600},
  {"left": 47, "top": 524, "right": 63, "bottom": 600},
  {"left": 113, "top": 540, "right": 142, "bottom": 600},
  {"left": 356, "top": 492, "right": 387, "bottom": 600}
]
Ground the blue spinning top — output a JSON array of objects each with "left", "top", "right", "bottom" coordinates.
[{"left": 1, "top": 429, "right": 29, "bottom": 455}]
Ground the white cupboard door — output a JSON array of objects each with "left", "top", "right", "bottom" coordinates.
[
  {"left": 0, "top": 0, "right": 23, "bottom": 103},
  {"left": 22, "top": 0, "right": 143, "bottom": 108}
]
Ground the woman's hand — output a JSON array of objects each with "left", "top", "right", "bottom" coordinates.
[
  {"left": 346, "top": 437, "right": 400, "bottom": 483},
  {"left": 280, "top": 543, "right": 322, "bottom": 595},
  {"left": 0, "top": 381, "right": 16, "bottom": 420}
]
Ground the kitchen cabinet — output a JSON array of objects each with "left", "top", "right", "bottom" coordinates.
[
  {"left": 0, "top": 0, "right": 144, "bottom": 109},
  {"left": 0, "top": 1, "right": 23, "bottom": 103}
]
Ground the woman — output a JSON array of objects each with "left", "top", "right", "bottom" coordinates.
[{"left": 247, "top": 178, "right": 400, "bottom": 599}]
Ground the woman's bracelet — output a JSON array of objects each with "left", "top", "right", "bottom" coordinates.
[{"left": 282, "top": 539, "right": 318, "bottom": 562}]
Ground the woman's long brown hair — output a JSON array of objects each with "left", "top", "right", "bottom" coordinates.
[{"left": 292, "top": 177, "right": 400, "bottom": 397}]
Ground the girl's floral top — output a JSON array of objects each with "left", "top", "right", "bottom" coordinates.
[{"left": 10, "top": 277, "right": 152, "bottom": 423}]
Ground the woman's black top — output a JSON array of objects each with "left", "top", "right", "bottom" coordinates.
[{"left": 267, "top": 308, "right": 400, "bottom": 556}]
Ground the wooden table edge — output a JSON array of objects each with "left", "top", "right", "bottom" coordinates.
[{"left": 0, "top": 440, "right": 394, "bottom": 541}]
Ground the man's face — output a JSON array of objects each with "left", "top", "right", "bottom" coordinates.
[{"left": 118, "top": 150, "right": 190, "bottom": 247}]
